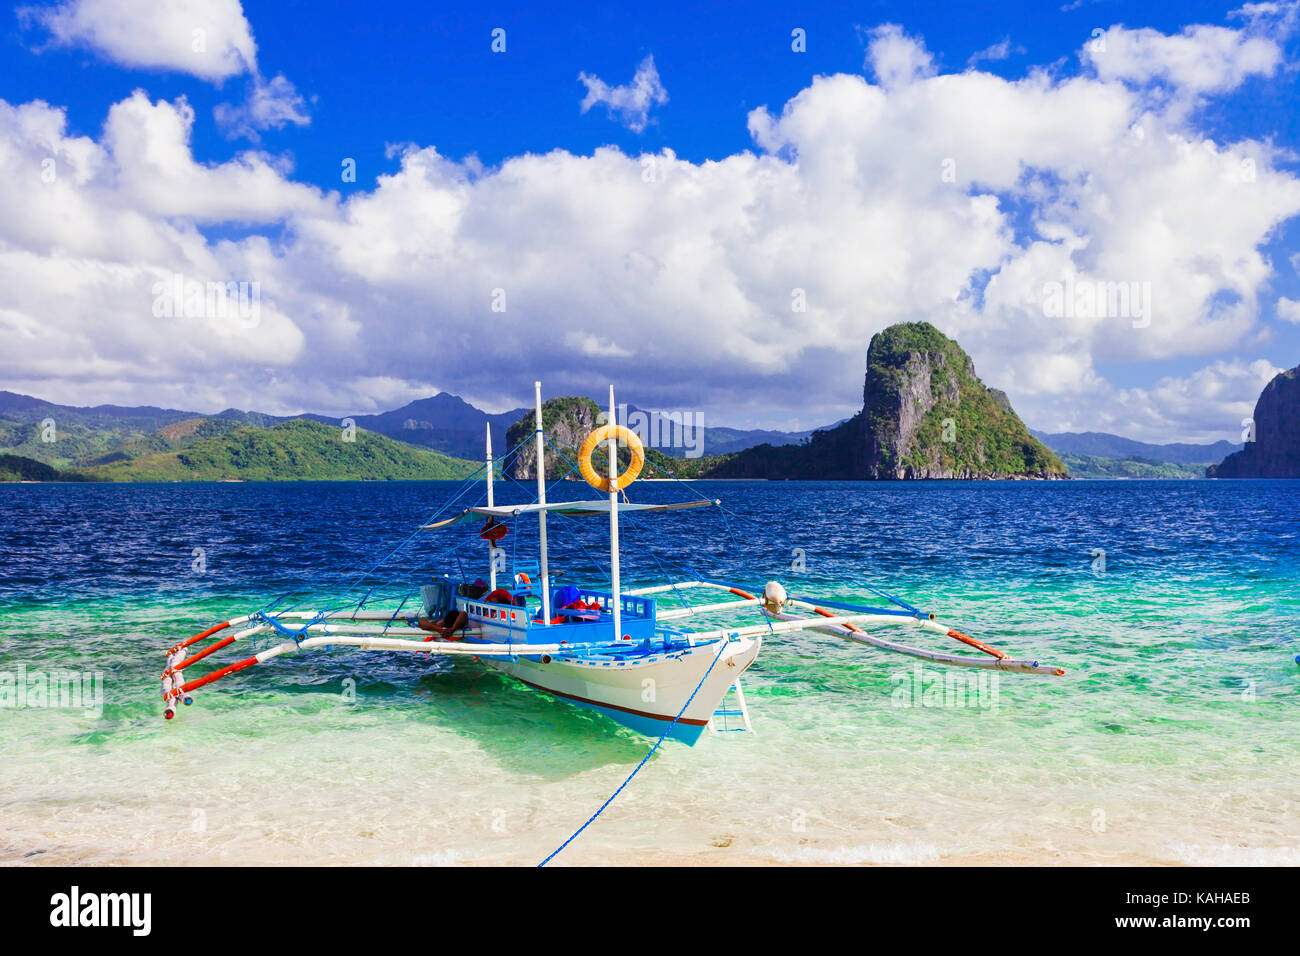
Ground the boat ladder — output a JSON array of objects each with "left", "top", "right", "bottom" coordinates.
[{"left": 707, "top": 677, "right": 753, "bottom": 735}]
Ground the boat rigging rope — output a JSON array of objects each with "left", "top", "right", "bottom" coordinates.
[
  {"left": 260, "top": 436, "right": 535, "bottom": 621},
  {"left": 537, "top": 636, "right": 729, "bottom": 867},
  {"left": 252, "top": 608, "right": 330, "bottom": 644}
]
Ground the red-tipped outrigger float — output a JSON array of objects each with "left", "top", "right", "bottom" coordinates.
[{"left": 162, "top": 382, "right": 1065, "bottom": 737}]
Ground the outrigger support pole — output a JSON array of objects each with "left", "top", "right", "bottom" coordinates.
[
  {"left": 162, "top": 624, "right": 644, "bottom": 717},
  {"left": 534, "top": 381, "right": 552, "bottom": 623}
]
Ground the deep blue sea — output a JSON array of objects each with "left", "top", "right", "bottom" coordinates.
[{"left": 2, "top": 479, "right": 1298, "bottom": 864}]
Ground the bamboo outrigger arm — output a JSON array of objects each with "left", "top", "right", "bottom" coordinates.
[
  {"left": 767, "top": 611, "right": 1065, "bottom": 675},
  {"left": 161, "top": 613, "right": 651, "bottom": 718},
  {"left": 642, "top": 580, "right": 1066, "bottom": 677}
]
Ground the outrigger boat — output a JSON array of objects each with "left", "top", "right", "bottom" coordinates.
[{"left": 161, "top": 383, "right": 1065, "bottom": 744}]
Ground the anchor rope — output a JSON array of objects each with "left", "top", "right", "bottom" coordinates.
[{"left": 538, "top": 634, "right": 730, "bottom": 867}]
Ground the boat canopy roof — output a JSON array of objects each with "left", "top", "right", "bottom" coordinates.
[{"left": 423, "top": 498, "right": 717, "bottom": 529}]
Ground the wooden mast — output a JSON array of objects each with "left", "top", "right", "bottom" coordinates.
[{"left": 534, "top": 381, "right": 551, "bottom": 622}]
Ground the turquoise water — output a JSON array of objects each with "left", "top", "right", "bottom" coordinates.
[{"left": 1, "top": 480, "right": 1298, "bottom": 865}]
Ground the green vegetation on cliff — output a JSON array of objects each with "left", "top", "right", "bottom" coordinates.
[
  {"left": 864, "top": 323, "right": 1065, "bottom": 479},
  {"left": 78, "top": 419, "right": 478, "bottom": 481},
  {"left": 505, "top": 396, "right": 604, "bottom": 479}
]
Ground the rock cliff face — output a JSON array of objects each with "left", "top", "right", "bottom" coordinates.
[
  {"left": 505, "top": 397, "right": 603, "bottom": 479},
  {"left": 1207, "top": 364, "right": 1300, "bottom": 478},
  {"left": 861, "top": 323, "right": 1065, "bottom": 479}
]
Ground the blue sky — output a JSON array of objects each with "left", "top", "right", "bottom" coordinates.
[
  {"left": 11, "top": 1, "right": 1297, "bottom": 181},
  {"left": 2, "top": 0, "right": 1300, "bottom": 441}
]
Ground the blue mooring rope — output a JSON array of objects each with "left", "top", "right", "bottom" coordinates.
[{"left": 538, "top": 636, "right": 730, "bottom": 866}]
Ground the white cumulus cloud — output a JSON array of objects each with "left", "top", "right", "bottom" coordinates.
[
  {"left": 865, "top": 23, "right": 937, "bottom": 87},
  {"left": 2, "top": 11, "right": 1299, "bottom": 442},
  {"left": 1112, "top": 359, "right": 1283, "bottom": 442},
  {"left": 967, "top": 37, "right": 1024, "bottom": 67},
  {"left": 22, "top": 0, "right": 310, "bottom": 139},
  {"left": 20, "top": 0, "right": 258, "bottom": 82},
  {"left": 1082, "top": 21, "right": 1284, "bottom": 96},
  {"left": 214, "top": 73, "right": 311, "bottom": 141},
  {"left": 579, "top": 55, "right": 668, "bottom": 133}
]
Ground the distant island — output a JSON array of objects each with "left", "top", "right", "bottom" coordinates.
[
  {"left": 1051, "top": 454, "right": 1211, "bottom": 480},
  {"left": 0, "top": 323, "right": 1269, "bottom": 482},
  {"left": 1207, "top": 363, "right": 1300, "bottom": 478},
  {"left": 1030, "top": 430, "right": 1237, "bottom": 479},
  {"left": 510, "top": 323, "right": 1066, "bottom": 480},
  {"left": 0, "top": 419, "right": 475, "bottom": 482}
]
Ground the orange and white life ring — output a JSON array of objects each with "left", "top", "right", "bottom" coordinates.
[{"left": 577, "top": 425, "right": 644, "bottom": 493}]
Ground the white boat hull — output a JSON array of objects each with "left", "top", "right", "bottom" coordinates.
[{"left": 483, "top": 635, "right": 761, "bottom": 744}]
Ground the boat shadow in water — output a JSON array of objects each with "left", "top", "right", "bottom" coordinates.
[
  {"left": 224, "top": 654, "right": 655, "bottom": 777},
  {"left": 409, "top": 662, "right": 661, "bottom": 778}
]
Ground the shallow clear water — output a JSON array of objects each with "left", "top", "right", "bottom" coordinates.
[{"left": 1, "top": 479, "right": 1297, "bottom": 865}]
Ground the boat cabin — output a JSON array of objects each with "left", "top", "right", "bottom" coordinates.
[{"left": 427, "top": 574, "right": 657, "bottom": 645}]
